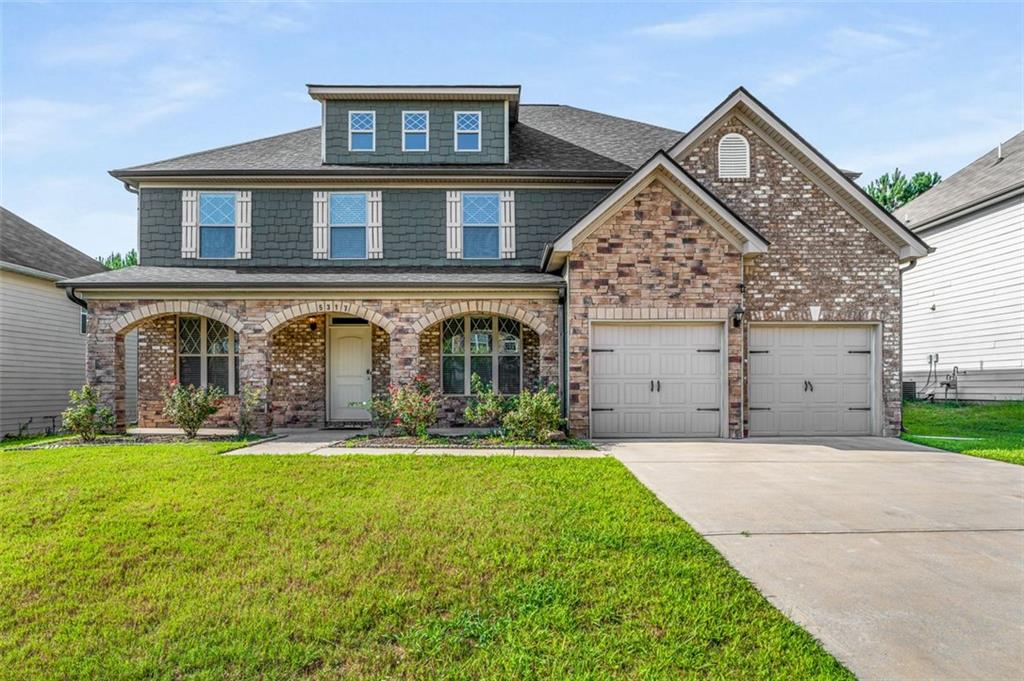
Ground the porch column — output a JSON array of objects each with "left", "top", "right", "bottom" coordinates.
[
  {"left": 87, "top": 327, "right": 127, "bottom": 432},
  {"left": 239, "top": 324, "right": 273, "bottom": 434},
  {"left": 388, "top": 325, "right": 419, "bottom": 385}
]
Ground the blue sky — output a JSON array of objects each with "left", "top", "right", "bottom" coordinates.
[{"left": 3, "top": 1, "right": 1022, "bottom": 257}]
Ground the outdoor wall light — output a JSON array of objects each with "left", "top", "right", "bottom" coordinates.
[
  {"left": 308, "top": 317, "right": 318, "bottom": 332},
  {"left": 732, "top": 305, "right": 745, "bottom": 328}
]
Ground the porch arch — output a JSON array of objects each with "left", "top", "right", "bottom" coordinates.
[
  {"left": 410, "top": 301, "right": 549, "bottom": 336},
  {"left": 261, "top": 302, "right": 396, "bottom": 335},
  {"left": 111, "top": 301, "right": 245, "bottom": 335}
]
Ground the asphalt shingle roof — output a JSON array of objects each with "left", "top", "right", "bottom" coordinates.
[
  {"left": 898, "top": 130, "right": 1024, "bottom": 228},
  {"left": 57, "top": 266, "right": 563, "bottom": 289},
  {"left": 0, "top": 207, "right": 107, "bottom": 279},
  {"left": 110, "top": 105, "right": 684, "bottom": 179}
]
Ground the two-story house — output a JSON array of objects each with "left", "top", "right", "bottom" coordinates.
[{"left": 59, "top": 85, "right": 930, "bottom": 438}]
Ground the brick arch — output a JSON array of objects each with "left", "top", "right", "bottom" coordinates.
[
  {"left": 111, "top": 302, "right": 244, "bottom": 335},
  {"left": 411, "top": 301, "right": 549, "bottom": 335},
  {"left": 261, "top": 302, "right": 396, "bottom": 335}
]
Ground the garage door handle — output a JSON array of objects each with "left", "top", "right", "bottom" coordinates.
[
  {"left": 650, "top": 380, "right": 654, "bottom": 392},
  {"left": 696, "top": 407, "right": 720, "bottom": 412},
  {"left": 750, "top": 407, "right": 770, "bottom": 411},
  {"left": 591, "top": 408, "right": 614, "bottom": 412},
  {"left": 656, "top": 380, "right": 661, "bottom": 392},
  {"left": 592, "top": 348, "right": 614, "bottom": 353},
  {"left": 848, "top": 350, "right": 871, "bottom": 354},
  {"left": 697, "top": 348, "right": 720, "bottom": 353},
  {"left": 749, "top": 350, "right": 769, "bottom": 354},
  {"left": 848, "top": 407, "right": 871, "bottom": 411}
]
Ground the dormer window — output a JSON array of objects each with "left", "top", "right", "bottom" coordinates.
[
  {"left": 718, "top": 133, "right": 750, "bottom": 179},
  {"left": 349, "top": 111, "right": 375, "bottom": 151},
  {"left": 403, "top": 111, "right": 429, "bottom": 151},
  {"left": 455, "top": 111, "right": 481, "bottom": 152}
]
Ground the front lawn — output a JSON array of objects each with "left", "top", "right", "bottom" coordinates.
[
  {"left": 902, "top": 400, "right": 1024, "bottom": 466},
  {"left": 0, "top": 444, "right": 849, "bottom": 679}
]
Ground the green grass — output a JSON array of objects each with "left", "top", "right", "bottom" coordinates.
[
  {"left": 902, "top": 400, "right": 1024, "bottom": 466},
  {"left": 0, "top": 433, "right": 75, "bottom": 450},
  {"left": 0, "top": 444, "right": 849, "bottom": 679}
]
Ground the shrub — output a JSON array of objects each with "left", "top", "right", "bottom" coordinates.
[
  {"left": 352, "top": 393, "right": 398, "bottom": 437},
  {"left": 61, "top": 385, "right": 114, "bottom": 442},
  {"left": 236, "top": 385, "right": 264, "bottom": 438},
  {"left": 162, "top": 380, "right": 224, "bottom": 439},
  {"left": 389, "top": 375, "right": 437, "bottom": 438},
  {"left": 463, "top": 373, "right": 511, "bottom": 428},
  {"left": 502, "top": 385, "right": 563, "bottom": 443}
]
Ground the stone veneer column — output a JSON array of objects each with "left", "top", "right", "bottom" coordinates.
[
  {"left": 239, "top": 322, "right": 273, "bottom": 434},
  {"left": 87, "top": 326, "right": 127, "bottom": 431},
  {"left": 389, "top": 326, "right": 419, "bottom": 385}
]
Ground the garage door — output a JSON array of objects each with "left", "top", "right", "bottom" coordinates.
[
  {"left": 748, "top": 325, "right": 874, "bottom": 436},
  {"left": 590, "top": 323, "right": 723, "bottom": 438}
]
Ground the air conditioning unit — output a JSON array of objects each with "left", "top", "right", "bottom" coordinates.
[{"left": 902, "top": 381, "right": 917, "bottom": 401}]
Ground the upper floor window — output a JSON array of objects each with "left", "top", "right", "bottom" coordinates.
[
  {"left": 198, "top": 192, "right": 236, "bottom": 258},
  {"left": 455, "top": 111, "right": 481, "bottom": 152},
  {"left": 461, "top": 192, "right": 500, "bottom": 258},
  {"left": 718, "top": 133, "right": 750, "bottom": 179},
  {"left": 442, "top": 316, "right": 522, "bottom": 395},
  {"left": 329, "top": 193, "right": 368, "bottom": 259},
  {"left": 349, "top": 111, "right": 376, "bottom": 151},
  {"left": 177, "top": 316, "right": 238, "bottom": 395},
  {"left": 403, "top": 111, "right": 429, "bottom": 151}
]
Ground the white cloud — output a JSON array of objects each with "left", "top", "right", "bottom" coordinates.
[
  {"left": 633, "top": 6, "right": 803, "bottom": 40},
  {"left": 2, "top": 98, "right": 105, "bottom": 154}
]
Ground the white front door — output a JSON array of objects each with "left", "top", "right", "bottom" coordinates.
[
  {"left": 748, "top": 325, "right": 875, "bottom": 436},
  {"left": 328, "top": 325, "right": 372, "bottom": 421},
  {"left": 590, "top": 323, "right": 724, "bottom": 438}
]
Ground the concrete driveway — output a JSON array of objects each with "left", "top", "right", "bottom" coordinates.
[{"left": 611, "top": 437, "right": 1024, "bottom": 680}]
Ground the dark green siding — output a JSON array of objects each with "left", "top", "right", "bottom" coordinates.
[
  {"left": 139, "top": 187, "right": 611, "bottom": 267},
  {"left": 323, "top": 101, "right": 506, "bottom": 164}
]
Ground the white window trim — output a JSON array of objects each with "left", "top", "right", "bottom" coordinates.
[
  {"left": 454, "top": 110, "right": 481, "bottom": 152},
  {"left": 402, "top": 110, "right": 429, "bottom": 152},
  {"left": 348, "top": 110, "right": 376, "bottom": 152},
  {"left": 177, "top": 316, "right": 237, "bottom": 396},
  {"left": 460, "top": 190, "right": 500, "bottom": 260},
  {"left": 197, "top": 191, "right": 238, "bottom": 260},
  {"left": 441, "top": 315, "right": 523, "bottom": 396},
  {"left": 327, "top": 191, "right": 369, "bottom": 260}
]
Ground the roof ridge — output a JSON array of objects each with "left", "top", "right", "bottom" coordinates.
[{"left": 111, "top": 126, "right": 319, "bottom": 174}]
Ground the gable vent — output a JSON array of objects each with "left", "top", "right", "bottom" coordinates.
[{"left": 718, "top": 133, "right": 750, "bottom": 179}]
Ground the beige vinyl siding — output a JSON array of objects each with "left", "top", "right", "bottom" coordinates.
[
  {"left": 903, "top": 196, "right": 1024, "bottom": 400},
  {"left": 0, "top": 270, "right": 137, "bottom": 435}
]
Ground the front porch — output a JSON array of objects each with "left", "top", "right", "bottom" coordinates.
[{"left": 86, "top": 296, "right": 561, "bottom": 434}]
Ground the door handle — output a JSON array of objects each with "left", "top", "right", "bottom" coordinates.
[
  {"left": 656, "top": 380, "right": 661, "bottom": 392},
  {"left": 650, "top": 380, "right": 654, "bottom": 392},
  {"left": 803, "top": 380, "right": 808, "bottom": 392}
]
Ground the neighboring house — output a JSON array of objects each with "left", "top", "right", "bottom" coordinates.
[
  {"left": 58, "top": 85, "right": 929, "bottom": 438},
  {"left": 898, "top": 132, "right": 1024, "bottom": 402},
  {"left": 0, "top": 207, "right": 138, "bottom": 436}
]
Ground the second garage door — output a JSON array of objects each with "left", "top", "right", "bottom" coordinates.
[
  {"left": 590, "top": 323, "right": 723, "bottom": 438},
  {"left": 748, "top": 325, "right": 875, "bottom": 436}
]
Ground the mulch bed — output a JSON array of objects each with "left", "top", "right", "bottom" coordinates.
[
  {"left": 5, "top": 434, "right": 272, "bottom": 451},
  {"left": 343, "top": 435, "right": 593, "bottom": 450}
]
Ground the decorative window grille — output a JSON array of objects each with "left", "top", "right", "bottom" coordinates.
[
  {"left": 454, "top": 111, "right": 481, "bottom": 152},
  {"left": 177, "top": 316, "right": 238, "bottom": 395},
  {"left": 441, "top": 316, "right": 522, "bottom": 395}
]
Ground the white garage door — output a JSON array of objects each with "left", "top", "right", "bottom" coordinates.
[
  {"left": 748, "top": 325, "right": 875, "bottom": 436},
  {"left": 590, "top": 323, "right": 723, "bottom": 438}
]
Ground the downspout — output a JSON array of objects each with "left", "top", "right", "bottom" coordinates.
[
  {"left": 897, "top": 258, "right": 919, "bottom": 433},
  {"left": 65, "top": 287, "right": 87, "bottom": 309},
  {"left": 122, "top": 182, "right": 140, "bottom": 264}
]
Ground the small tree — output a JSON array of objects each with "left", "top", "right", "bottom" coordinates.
[
  {"left": 501, "top": 385, "right": 563, "bottom": 443},
  {"left": 464, "top": 373, "right": 510, "bottom": 428},
  {"left": 62, "top": 385, "right": 114, "bottom": 442},
  {"left": 866, "top": 168, "right": 941, "bottom": 212},
  {"left": 163, "top": 380, "right": 224, "bottom": 439},
  {"left": 236, "top": 385, "right": 264, "bottom": 438}
]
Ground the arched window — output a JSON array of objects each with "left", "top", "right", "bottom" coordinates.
[{"left": 718, "top": 133, "right": 750, "bottom": 179}]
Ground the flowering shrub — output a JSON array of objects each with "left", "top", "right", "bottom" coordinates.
[
  {"left": 62, "top": 385, "right": 114, "bottom": 442},
  {"left": 389, "top": 375, "right": 437, "bottom": 437},
  {"left": 162, "top": 380, "right": 224, "bottom": 439},
  {"left": 502, "top": 385, "right": 563, "bottom": 443},
  {"left": 464, "top": 373, "right": 510, "bottom": 428},
  {"left": 352, "top": 393, "right": 398, "bottom": 437},
  {"left": 236, "top": 385, "right": 264, "bottom": 438}
]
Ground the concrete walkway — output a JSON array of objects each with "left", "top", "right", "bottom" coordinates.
[
  {"left": 228, "top": 429, "right": 605, "bottom": 457},
  {"left": 609, "top": 437, "right": 1024, "bottom": 680}
]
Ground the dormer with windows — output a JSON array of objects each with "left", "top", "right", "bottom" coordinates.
[{"left": 309, "top": 85, "right": 519, "bottom": 165}]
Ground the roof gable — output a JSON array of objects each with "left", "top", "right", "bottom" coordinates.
[
  {"left": 545, "top": 151, "right": 769, "bottom": 271},
  {"left": 669, "top": 87, "right": 930, "bottom": 261}
]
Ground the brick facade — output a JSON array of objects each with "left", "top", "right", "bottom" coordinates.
[
  {"left": 566, "top": 178, "right": 744, "bottom": 436},
  {"left": 87, "top": 296, "right": 560, "bottom": 433},
  {"left": 679, "top": 116, "right": 903, "bottom": 435}
]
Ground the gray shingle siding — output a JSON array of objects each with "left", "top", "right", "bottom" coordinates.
[
  {"left": 323, "top": 101, "right": 506, "bottom": 165},
  {"left": 139, "top": 187, "right": 610, "bottom": 267}
]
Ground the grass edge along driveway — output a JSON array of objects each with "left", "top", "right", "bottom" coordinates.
[
  {"left": 1, "top": 443, "right": 851, "bottom": 679},
  {"left": 902, "top": 400, "right": 1024, "bottom": 466}
]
